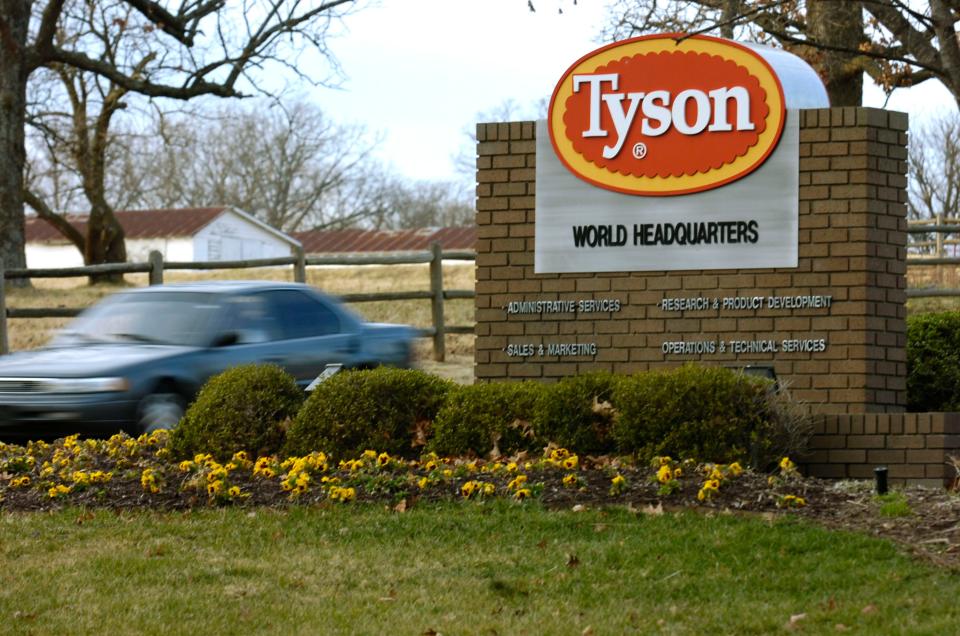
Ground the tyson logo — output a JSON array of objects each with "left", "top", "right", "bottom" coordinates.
[{"left": 548, "top": 34, "right": 786, "bottom": 196}]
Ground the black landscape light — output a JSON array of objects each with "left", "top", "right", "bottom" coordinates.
[{"left": 874, "top": 466, "right": 889, "bottom": 495}]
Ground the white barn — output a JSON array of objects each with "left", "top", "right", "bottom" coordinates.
[{"left": 25, "top": 207, "right": 301, "bottom": 268}]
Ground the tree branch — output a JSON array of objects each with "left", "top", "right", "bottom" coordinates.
[{"left": 23, "top": 189, "right": 85, "bottom": 251}]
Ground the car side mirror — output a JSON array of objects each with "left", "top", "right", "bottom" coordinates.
[{"left": 211, "top": 332, "right": 240, "bottom": 348}]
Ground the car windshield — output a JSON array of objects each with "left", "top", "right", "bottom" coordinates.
[{"left": 58, "top": 291, "right": 223, "bottom": 347}]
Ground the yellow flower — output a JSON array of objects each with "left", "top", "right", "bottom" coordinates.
[
  {"left": 442, "top": 469, "right": 453, "bottom": 479},
  {"left": 329, "top": 486, "right": 356, "bottom": 503},
  {"left": 562, "top": 455, "right": 579, "bottom": 470},
  {"left": 362, "top": 449, "right": 378, "bottom": 461},
  {"left": 656, "top": 456, "right": 672, "bottom": 467},
  {"left": 513, "top": 488, "right": 532, "bottom": 501},
  {"left": 47, "top": 484, "right": 72, "bottom": 498},
  {"left": 461, "top": 481, "right": 478, "bottom": 498},
  {"left": 178, "top": 460, "right": 194, "bottom": 472},
  {"left": 10, "top": 476, "right": 30, "bottom": 488},
  {"left": 728, "top": 462, "right": 743, "bottom": 477},
  {"left": 673, "top": 467, "right": 683, "bottom": 479},
  {"left": 507, "top": 474, "right": 528, "bottom": 491},
  {"left": 207, "top": 480, "right": 224, "bottom": 496},
  {"left": 780, "top": 457, "right": 796, "bottom": 472},
  {"left": 709, "top": 467, "right": 724, "bottom": 481},
  {"left": 657, "top": 465, "right": 673, "bottom": 484},
  {"left": 377, "top": 452, "right": 391, "bottom": 467},
  {"left": 417, "top": 477, "right": 429, "bottom": 490},
  {"left": 506, "top": 462, "right": 519, "bottom": 473},
  {"left": 779, "top": 494, "right": 806, "bottom": 509},
  {"left": 423, "top": 459, "right": 439, "bottom": 471},
  {"left": 611, "top": 474, "right": 626, "bottom": 488},
  {"left": 228, "top": 486, "right": 242, "bottom": 497},
  {"left": 562, "top": 473, "right": 579, "bottom": 488},
  {"left": 232, "top": 451, "right": 249, "bottom": 463},
  {"left": 482, "top": 482, "right": 496, "bottom": 496}
]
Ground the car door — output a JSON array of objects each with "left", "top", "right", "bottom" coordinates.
[{"left": 250, "top": 289, "right": 359, "bottom": 385}]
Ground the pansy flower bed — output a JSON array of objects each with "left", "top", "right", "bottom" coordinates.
[{"left": 0, "top": 432, "right": 814, "bottom": 513}]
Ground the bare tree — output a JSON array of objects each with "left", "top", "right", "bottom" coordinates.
[
  {"left": 908, "top": 112, "right": 960, "bottom": 256},
  {"left": 368, "top": 179, "right": 474, "bottom": 230},
  {"left": 116, "top": 99, "right": 380, "bottom": 232},
  {"left": 594, "top": 1, "right": 960, "bottom": 111},
  {"left": 0, "top": 0, "right": 356, "bottom": 277}
]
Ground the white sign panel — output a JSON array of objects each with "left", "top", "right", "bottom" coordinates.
[{"left": 534, "top": 113, "right": 799, "bottom": 274}]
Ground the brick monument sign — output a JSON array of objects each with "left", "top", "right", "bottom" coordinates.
[{"left": 472, "top": 35, "right": 957, "bottom": 485}]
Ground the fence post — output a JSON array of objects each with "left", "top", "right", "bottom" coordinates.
[
  {"left": 148, "top": 250, "right": 164, "bottom": 285},
  {"left": 293, "top": 245, "right": 307, "bottom": 283},
  {"left": 429, "top": 241, "right": 446, "bottom": 362},
  {"left": 936, "top": 213, "right": 944, "bottom": 258},
  {"left": 0, "top": 262, "right": 7, "bottom": 355}
]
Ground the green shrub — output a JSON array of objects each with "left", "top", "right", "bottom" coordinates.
[
  {"left": 612, "top": 364, "right": 775, "bottom": 464},
  {"left": 430, "top": 381, "right": 545, "bottom": 457},
  {"left": 907, "top": 311, "right": 960, "bottom": 412},
  {"left": 533, "top": 372, "right": 620, "bottom": 454},
  {"left": 170, "top": 364, "right": 303, "bottom": 460},
  {"left": 284, "top": 368, "right": 453, "bottom": 459}
]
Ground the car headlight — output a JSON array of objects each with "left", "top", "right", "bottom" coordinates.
[{"left": 40, "top": 377, "right": 130, "bottom": 394}]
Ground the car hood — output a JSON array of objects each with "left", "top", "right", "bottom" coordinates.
[{"left": 0, "top": 344, "right": 195, "bottom": 378}]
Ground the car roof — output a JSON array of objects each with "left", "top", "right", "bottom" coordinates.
[{"left": 125, "top": 280, "right": 315, "bottom": 295}]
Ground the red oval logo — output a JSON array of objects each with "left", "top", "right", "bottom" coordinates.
[{"left": 549, "top": 34, "right": 786, "bottom": 196}]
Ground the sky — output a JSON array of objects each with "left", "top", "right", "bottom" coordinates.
[{"left": 314, "top": 0, "right": 957, "bottom": 186}]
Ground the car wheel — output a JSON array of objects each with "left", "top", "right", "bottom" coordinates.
[{"left": 137, "top": 393, "right": 185, "bottom": 434}]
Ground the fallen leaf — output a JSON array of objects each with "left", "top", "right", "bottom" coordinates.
[
  {"left": 790, "top": 613, "right": 807, "bottom": 625},
  {"left": 409, "top": 419, "right": 430, "bottom": 448},
  {"left": 642, "top": 502, "right": 664, "bottom": 516},
  {"left": 591, "top": 396, "right": 616, "bottom": 418},
  {"left": 572, "top": 504, "right": 587, "bottom": 512},
  {"left": 566, "top": 553, "right": 580, "bottom": 568},
  {"left": 509, "top": 418, "right": 535, "bottom": 439},
  {"left": 861, "top": 603, "right": 878, "bottom": 615},
  {"left": 422, "top": 629, "right": 439, "bottom": 636},
  {"left": 581, "top": 626, "right": 594, "bottom": 636},
  {"left": 536, "top": 538, "right": 547, "bottom": 549},
  {"left": 393, "top": 499, "right": 408, "bottom": 513},
  {"left": 594, "top": 523, "right": 607, "bottom": 533},
  {"left": 835, "top": 624, "right": 850, "bottom": 632}
]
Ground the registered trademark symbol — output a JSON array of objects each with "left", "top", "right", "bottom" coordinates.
[{"left": 632, "top": 142, "right": 647, "bottom": 159}]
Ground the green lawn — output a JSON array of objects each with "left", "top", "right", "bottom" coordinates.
[{"left": 1, "top": 503, "right": 957, "bottom": 635}]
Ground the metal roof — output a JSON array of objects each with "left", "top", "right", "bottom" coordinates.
[
  {"left": 25, "top": 207, "right": 229, "bottom": 244},
  {"left": 292, "top": 226, "right": 475, "bottom": 253}
]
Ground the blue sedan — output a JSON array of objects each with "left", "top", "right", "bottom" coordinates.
[{"left": 0, "top": 281, "right": 415, "bottom": 441}]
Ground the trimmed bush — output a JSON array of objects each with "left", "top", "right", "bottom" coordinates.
[
  {"left": 907, "top": 311, "right": 960, "bottom": 412},
  {"left": 533, "top": 372, "right": 620, "bottom": 454},
  {"left": 284, "top": 368, "right": 453, "bottom": 459},
  {"left": 612, "top": 364, "right": 775, "bottom": 464},
  {"left": 170, "top": 364, "right": 303, "bottom": 460},
  {"left": 430, "top": 381, "right": 545, "bottom": 457}
]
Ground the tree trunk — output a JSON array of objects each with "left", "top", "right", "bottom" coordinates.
[
  {"left": 0, "top": 1, "right": 31, "bottom": 286},
  {"left": 808, "top": 0, "right": 865, "bottom": 106},
  {"left": 85, "top": 202, "right": 128, "bottom": 285}
]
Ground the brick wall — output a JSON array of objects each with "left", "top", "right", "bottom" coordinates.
[
  {"left": 475, "top": 108, "right": 908, "bottom": 414},
  {"left": 803, "top": 412, "right": 960, "bottom": 487}
]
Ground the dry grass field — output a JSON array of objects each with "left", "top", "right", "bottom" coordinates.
[{"left": 3, "top": 263, "right": 476, "bottom": 383}]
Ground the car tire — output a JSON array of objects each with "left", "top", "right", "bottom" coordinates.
[{"left": 137, "top": 393, "right": 185, "bottom": 434}]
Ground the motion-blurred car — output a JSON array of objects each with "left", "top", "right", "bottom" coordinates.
[{"left": 0, "top": 281, "right": 415, "bottom": 441}]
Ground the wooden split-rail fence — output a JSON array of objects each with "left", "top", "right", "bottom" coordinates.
[{"left": 0, "top": 242, "right": 475, "bottom": 361}]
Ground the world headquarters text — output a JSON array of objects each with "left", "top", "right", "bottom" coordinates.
[{"left": 571, "top": 221, "right": 760, "bottom": 248}]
